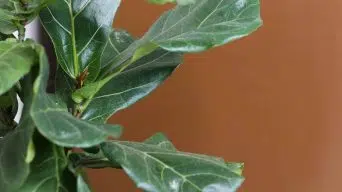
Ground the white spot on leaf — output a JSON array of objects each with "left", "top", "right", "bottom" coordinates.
[{"left": 235, "top": 0, "right": 247, "bottom": 9}]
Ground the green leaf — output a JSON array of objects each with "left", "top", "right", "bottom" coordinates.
[
  {"left": 81, "top": 48, "right": 182, "bottom": 122},
  {"left": 143, "top": 0, "right": 262, "bottom": 52},
  {"left": 0, "top": 119, "right": 35, "bottom": 192},
  {"left": 148, "top": 0, "right": 176, "bottom": 4},
  {"left": 0, "top": 40, "right": 36, "bottom": 95},
  {"left": 144, "top": 132, "right": 176, "bottom": 151},
  {"left": 40, "top": 0, "right": 121, "bottom": 80},
  {"left": 30, "top": 45, "right": 123, "bottom": 148},
  {"left": 0, "top": 0, "right": 50, "bottom": 34},
  {"left": 0, "top": 74, "right": 36, "bottom": 192},
  {"left": 102, "top": 0, "right": 262, "bottom": 77},
  {"left": 17, "top": 133, "right": 77, "bottom": 192},
  {"left": 77, "top": 175, "right": 92, "bottom": 192},
  {"left": 99, "top": 29, "right": 135, "bottom": 73},
  {"left": 86, "top": 0, "right": 261, "bottom": 120},
  {"left": 70, "top": 29, "right": 135, "bottom": 103},
  {"left": 0, "top": 8, "right": 21, "bottom": 34},
  {"left": 148, "top": 0, "right": 196, "bottom": 5},
  {"left": 101, "top": 135, "right": 244, "bottom": 192},
  {"left": 55, "top": 65, "right": 76, "bottom": 108},
  {"left": 225, "top": 162, "right": 244, "bottom": 176}
]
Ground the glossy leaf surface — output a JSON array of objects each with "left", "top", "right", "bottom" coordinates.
[
  {"left": 81, "top": 48, "right": 182, "bottom": 122},
  {"left": 0, "top": 41, "right": 36, "bottom": 95},
  {"left": 144, "top": 0, "right": 262, "bottom": 52},
  {"left": 101, "top": 134, "right": 244, "bottom": 192},
  {"left": 17, "top": 134, "right": 77, "bottom": 192},
  {"left": 40, "top": 0, "right": 121, "bottom": 79},
  {"left": 0, "top": 118, "right": 35, "bottom": 192},
  {"left": 30, "top": 45, "right": 122, "bottom": 147},
  {"left": 81, "top": 0, "right": 261, "bottom": 123}
]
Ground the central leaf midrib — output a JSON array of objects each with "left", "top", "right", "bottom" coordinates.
[
  {"left": 114, "top": 142, "right": 203, "bottom": 191},
  {"left": 65, "top": 0, "right": 79, "bottom": 78}
]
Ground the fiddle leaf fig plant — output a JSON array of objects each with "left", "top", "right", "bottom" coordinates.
[{"left": 0, "top": 0, "right": 262, "bottom": 191}]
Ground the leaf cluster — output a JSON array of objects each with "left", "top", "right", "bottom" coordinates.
[{"left": 0, "top": 0, "right": 261, "bottom": 191}]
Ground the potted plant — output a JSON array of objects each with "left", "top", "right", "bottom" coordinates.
[{"left": 0, "top": 0, "right": 262, "bottom": 191}]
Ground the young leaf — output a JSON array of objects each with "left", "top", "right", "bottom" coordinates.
[
  {"left": 40, "top": 0, "right": 121, "bottom": 80},
  {"left": 81, "top": 49, "right": 182, "bottom": 122},
  {"left": 101, "top": 135, "right": 244, "bottom": 192},
  {"left": 143, "top": 0, "right": 262, "bottom": 52},
  {"left": 0, "top": 40, "right": 36, "bottom": 95},
  {"left": 0, "top": 74, "right": 36, "bottom": 192},
  {"left": 17, "top": 134, "right": 77, "bottom": 192},
  {"left": 30, "top": 45, "right": 123, "bottom": 148}
]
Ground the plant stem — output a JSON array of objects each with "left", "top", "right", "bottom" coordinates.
[
  {"left": 17, "top": 25, "right": 26, "bottom": 42},
  {"left": 68, "top": 2, "right": 79, "bottom": 78},
  {"left": 14, "top": 0, "right": 28, "bottom": 42}
]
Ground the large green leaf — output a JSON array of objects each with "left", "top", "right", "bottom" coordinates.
[
  {"left": 17, "top": 133, "right": 77, "bottom": 192},
  {"left": 99, "top": 29, "right": 135, "bottom": 73},
  {"left": 0, "top": 40, "right": 36, "bottom": 95},
  {"left": 101, "top": 134, "right": 244, "bottom": 192},
  {"left": 81, "top": 48, "right": 182, "bottom": 122},
  {"left": 40, "top": 0, "right": 121, "bottom": 80},
  {"left": 80, "top": 0, "right": 261, "bottom": 121},
  {"left": 0, "top": 118, "right": 35, "bottom": 192},
  {"left": 30, "top": 45, "right": 122, "bottom": 148},
  {"left": 0, "top": 74, "right": 36, "bottom": 192},
  {"left": 68, "top": 30, "right": 181, "bottom": 122},
  {"left": 144, "top": 0, "right": 262, "bottom": 52},
  {"left": 102, "top": 0, "right": 261, "bottom": 76}
]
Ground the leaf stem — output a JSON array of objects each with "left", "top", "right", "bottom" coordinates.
[
  {"left": 77, "top": 44, "right": 159, "bottom": 115},
  {"left": 14, "top": 1, "right": 28, "bottom": 42},
  {"left": 17, "top": 25, "right": 26, "bottom": 42},
  {"left": 78, "top": 58, "right": 134, "bottom": 115},
  {"left": 68, "top": 2, "right": 79, "bottom": 78}
]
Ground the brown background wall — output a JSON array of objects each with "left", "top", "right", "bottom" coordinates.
[{"left": 89, "top": 0, "right": 342, "bottom": 191}]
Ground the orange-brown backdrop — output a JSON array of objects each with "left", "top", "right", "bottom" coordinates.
[{"left": 89, "top": 0, "right": 342, "bottom": 191}]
